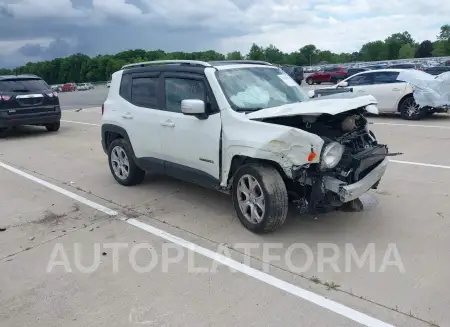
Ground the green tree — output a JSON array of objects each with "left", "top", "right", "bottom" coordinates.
[
  {"left": 398, "top": 44, "right": 415, "bottom": 59},
  {"left": 226, "top": 51, "right": 243, "bottom": 60},
  {"left": 247, "top": 43, "right": 265, "bottom": 60},
  {"left": 432, "top": 40, "right": 450, "bottom": 57},
  {"left": 359, "top": 41, "right": 387, "bottom": 61},
  {"left": 415, "top": 40, "right": 433, "bottom": 58},
  {"left": 437, "top": 24, "right": 450, "bottom": 41}
]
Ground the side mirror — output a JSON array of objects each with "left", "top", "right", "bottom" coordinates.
[
  {"left": 307, "top": 90, "right": 315, "bottom": 98},
  {"left": 181, "top": 99, "right": 207, "bottom": 118},
  {"left": 337, "top": 81, "right": 348, "bottom": 87}
]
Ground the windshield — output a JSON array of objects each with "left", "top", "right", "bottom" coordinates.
[
  {"left": 216, "top": 67, "right": 309, "bottom": 112},
  {"left": 0, "top": 78, "right": 50, "bottom": 92}
]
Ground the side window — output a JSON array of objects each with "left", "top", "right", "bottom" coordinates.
[
  {"left": 119, "top": 74, "right": 131, "bottom": 101},
  {"left": 372, "top": 72, "right": 400, "bottom": 84},
  {"left": 347, "top": 74, "right": 372, "bottom": 86},
  {"left": 164, "top": 78, "right": 205, "bottom": 113},
  {"left": 131, "top": 77, "right": 158, "bottom": 108}
]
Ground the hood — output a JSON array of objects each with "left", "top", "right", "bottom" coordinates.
[
  {"left": 396, "top": 70, "right": 450, "bottom": 108},
  {"left": 246, "top": 94, "right": 378, "bottom": 120}
]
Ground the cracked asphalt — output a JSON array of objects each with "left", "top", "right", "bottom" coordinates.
[{"left": 1, "top": 90, "right": 450, "bottom": 327}]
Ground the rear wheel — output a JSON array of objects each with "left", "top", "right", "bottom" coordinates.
[
  {"left": 306, "top": 78, "right": 313, "bottom": 85},
  {"left": 232, "top": 164, "right": 288, "bottom": 233},
  {"left": 45, "top": 121, "right": 60, "bottom": 132},
  {"left": 108, "top": 138, "right": 145, "bottom": 186},
  {"left": 399, "top": 96, "right": 426, "bottom": 120}
]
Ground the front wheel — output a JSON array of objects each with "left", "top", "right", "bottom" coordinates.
[
  {"left": 108, "top": 138, "right": 145, "bottom": 186},
  {"left": 232, "top": 164, "right": 288, "bottom": 233},
  {"left": 306, "top": 78, "right": 313, "bottom": 85},
  {"left": 399, "top": 96, "right": 426, "bottom": 120}
]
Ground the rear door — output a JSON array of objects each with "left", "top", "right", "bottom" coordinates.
[{"left": 116, "top": 71, "right": 166, "bottom": 172}]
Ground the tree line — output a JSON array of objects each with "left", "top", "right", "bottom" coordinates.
[{"left": 1, "top": 25, "right": 449, "bottom": 85}]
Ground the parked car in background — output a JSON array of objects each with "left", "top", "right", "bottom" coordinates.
[
  {"left": 386, "top": 63, "right": 424, "bottom": 70},
  {"left": 280, "top": 65, "right": 304, "bottom": 84},
  {"left": 329, "top": 69, "right": 447, "bottom": 120},
  {"left": 61, "top": 83, "right": 77, "bottom": 92},
  {"left": 0, "top": 74, "right": 61, "bottom": 132},
  {"left": 346, "top": 67, "right": 369, "bottom": 77},
  {"left": 424, "top": 61, "right": 450, "bottom": 75},
  {"left": 87, "top": 83, "right": 94, "bottom": 89},
  {"left": 77, "top": 83, "right": 90, "bottom": 91},
  {"left": 50, "top": 84, "right": 62, "bottom": 92},
  {"left": 305, "top": 66, "right": 347, "bottom": 85},
  {"left": 106, "top": 81, "right": 111, "bottom": 88}
]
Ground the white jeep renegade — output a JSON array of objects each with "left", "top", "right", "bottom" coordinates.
[{"left": 101, "top": 60, "right": 395, "bottom": 233}]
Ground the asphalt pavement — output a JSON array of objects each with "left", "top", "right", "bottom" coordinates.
[{"left": 1, "top": 87, "right": 450, "bottom": 327}]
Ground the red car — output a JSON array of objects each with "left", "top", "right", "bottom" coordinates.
[
  {"left": 60, "top": 83, "right": 77, "bottom": 92},
  {"left": 305, "top": 66, "right": 347, "bottom": 85}
]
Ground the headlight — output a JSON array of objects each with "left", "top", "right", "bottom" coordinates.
[{"left": 320, "top": 142, "right": 344, "bottom": 169}]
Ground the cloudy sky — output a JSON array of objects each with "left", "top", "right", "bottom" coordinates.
[{"left": 0, "top": 0, "right": 448, "bottom": 68}]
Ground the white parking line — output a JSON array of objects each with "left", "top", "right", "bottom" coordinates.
[
  {"left": 390, "top": 160, "right": 450, "bottom": 169},
  {"left": 61, "top": 120, "right": 100, "bottom": 126},
  {"left": 0, "top": 160, "right": 394, "bottom": 327},
  {"left": 374, "top": 122, "right": 450, "bottom": 129}
]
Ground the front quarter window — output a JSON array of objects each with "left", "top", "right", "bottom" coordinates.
[{"left": 216, "top": 67, "right": 309, "bottom": 111}]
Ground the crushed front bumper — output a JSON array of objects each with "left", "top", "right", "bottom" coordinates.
[{"left": 323, "top": 157, "right": 389, "bottom": 202}]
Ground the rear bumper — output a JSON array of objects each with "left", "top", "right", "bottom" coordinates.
[{"left": 0, "top": 111, "right": 61, "bottom": 128}]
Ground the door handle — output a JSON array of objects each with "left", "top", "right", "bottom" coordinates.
[
  {"left": 160, "top": 120, "right": 175, "bottom": 127},
  {"left": 392, "top": 88, "right": 400, "bottom": 91},
  {"left": 121, "top": 113, "right": 133, "bottom": 119}
]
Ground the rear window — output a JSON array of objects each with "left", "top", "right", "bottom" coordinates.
[{"left": 0, "top": 78, "right": 50, "bottom": 92}]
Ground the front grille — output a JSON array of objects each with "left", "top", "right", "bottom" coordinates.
[{"left": 16, "top": 97, "right": 43, "bottom": 106}]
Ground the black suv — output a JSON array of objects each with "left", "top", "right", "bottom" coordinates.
[
  {"left": 0, "top": 74, "right": 61, "bottom": 132},
  {"left": 280, "top": 65, "right": 304, "bottom": 84}
]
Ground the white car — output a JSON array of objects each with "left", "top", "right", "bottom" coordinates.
[
  {"left": 100, "top": 60, "right": 395, "bottom": 233},
  {"left": 328, "top": 68, "right": 446, "bottom": 120},
  {"left": 77, "top": 83, "right": 90, "bottom": 91}
]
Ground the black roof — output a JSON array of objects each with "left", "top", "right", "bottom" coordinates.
[{"left": 0, "top": 74, "right": 41, "bottom": 80}]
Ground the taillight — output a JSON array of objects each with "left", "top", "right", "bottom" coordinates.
[
  {"left": 101, "top": 104, "right": 104, "bottom": 115},
  {"left": 0, "top": 95, "right": 12, "bottom": 101},
  {"left": 418, "top": 68, "right": 423, "bottom": 71}
]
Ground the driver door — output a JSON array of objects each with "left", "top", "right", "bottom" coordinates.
[{"left": 158, "top": 72, "right": 222, "bottom": 188}]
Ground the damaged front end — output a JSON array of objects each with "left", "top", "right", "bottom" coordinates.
[{"left": 261, "top": 106, "right": 401, "bottom": 214}]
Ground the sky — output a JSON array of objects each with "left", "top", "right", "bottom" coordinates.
[{"left": 0, "top": 0, "right": 448, "bottom": 68}]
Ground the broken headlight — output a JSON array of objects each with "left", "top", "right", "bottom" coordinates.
[{"left": 320, "top": 142, "right": 344, "bottom": 170}]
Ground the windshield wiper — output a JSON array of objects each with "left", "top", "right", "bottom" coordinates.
[{"left": 12, "top": 89, "right": 30, "bottom": 92}]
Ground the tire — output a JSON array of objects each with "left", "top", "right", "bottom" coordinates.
[
  {"left": 108, "top": 138, "right": 145, "bottom": 186},
  {"left": 306, "top": 78, "right": 313, "bottom": 85},
  {"left": 45, "top": 121, "right": 60, "bottom": 132},
  {"left": 232, "top": 164, "right": 288, "bottom": 233},
  {"left": 399, "top": 95, "right": 426, "bottom": 120},
  {"left": 335, "top": 78, "right": 343, "bottom": 84}
]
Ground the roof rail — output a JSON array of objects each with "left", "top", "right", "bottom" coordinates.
[
  {"left": 210, "top": 60, "right": 273, "bottom": 66},
  {"left": 121, "top": 60, "right": 212, "bottom": 70}
]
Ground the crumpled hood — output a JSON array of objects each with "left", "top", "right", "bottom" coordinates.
[
  {"left": 396, "top": 70, "right": 450, "bottom": 108},
  {"left": 246, "top": 94, "right": 378, "bottom": 119}
]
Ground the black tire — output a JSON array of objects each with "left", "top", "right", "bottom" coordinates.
[
  {"left": 399, "top": 95, "right": 426, "bottom": 120},
  {"left": 45, "top": 121, "right": 60, "bottom": 132},
  {"left": 306, "top": 78, "right": 314, "bottom": 85},
  {"left": 108, "top": 138, "right": 145, "bottom": 186},
  {"left": 232, "top": 164, "right": 288, "bottom": 233}
]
